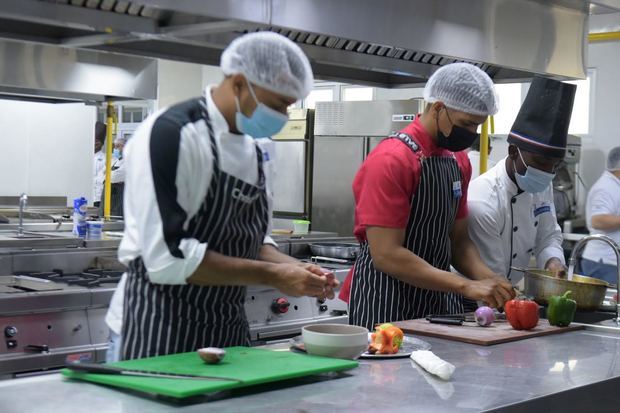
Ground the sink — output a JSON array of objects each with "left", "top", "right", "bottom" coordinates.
[{"left": 572, "top": 311, "right": 616, "bottom": 324}]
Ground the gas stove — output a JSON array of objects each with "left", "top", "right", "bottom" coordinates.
[
  {"left": 0, "top": 266, "right": 121, "bottom": 377},
  {"left": 246, "top": 256, "right": 351, "bottom": 343},
  {"left": 0, "top": 248, "right": 353, "bottom": 376},
  {"left": 12, "top": 269, "right": 124, "bottom": 288}
]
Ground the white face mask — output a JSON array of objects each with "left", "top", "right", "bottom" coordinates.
[{"left": 513, "top": 148, "right": 555, "bottom": 193}]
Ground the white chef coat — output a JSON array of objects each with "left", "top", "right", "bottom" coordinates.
[
  {"left": 110, "top": 157, "right": 125, "bottom": 184},
  {"left": 468, "top": 150, "right": 496, "bottom": 181},
  {"left": 93, "top": 150, "right": 105, "bottom": 204},
  {"left": 467, "top": 157, "right": 565, "bottom": 283},
  {"left": 583, "top": 171, "right": 620, "bottom": 265},
  {"left": 105, "top": 85, "right": 277, "bottom": 335}
]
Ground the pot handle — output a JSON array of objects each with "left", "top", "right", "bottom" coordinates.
[{"left": 510, "top": 266, "right": 529, "bottom": 273}]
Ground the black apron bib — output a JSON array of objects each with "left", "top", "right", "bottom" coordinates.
[
  {"left": 122, "top": 97, "right": 270, "bottom": 360},
  {"left": 349, "top": 132, "right": 464, "bottom": 330}
]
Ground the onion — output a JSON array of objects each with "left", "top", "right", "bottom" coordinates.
[{"left": 475, "top": 306, "right": 495, "bottom": 327}]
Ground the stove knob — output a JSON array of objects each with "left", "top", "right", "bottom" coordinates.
[
  {"left": 271, "top": 298, "right": 290, "bottom": 314},
  {"left": 4, "top": 326, "right": 17, "bottom": 338}
]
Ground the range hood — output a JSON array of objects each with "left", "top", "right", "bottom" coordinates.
[
  {"left": 0, "top": 38, "right": 157, "bottom": 103},
  {"left": 0, "top": 0, "right": 589, "bottom": 88}
]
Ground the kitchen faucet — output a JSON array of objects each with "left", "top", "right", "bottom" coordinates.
[
  {"left": 569, "top": 234, "right": 620, "bottom": 325},
  {"left": 18, "top": 193, "right": 27, "bottom": 237}
]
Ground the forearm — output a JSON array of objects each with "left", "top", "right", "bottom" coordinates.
[
  {"left": 591, "top": 214, "right": 620, "bottom": 231},
  {"left": 187, "top": 250, "right": 278, "bottom": 287},
  {"left": 372, "top": 246, "right": 468, "bottom": 294},
  {"left": 259, "top": 244, "right": 299, "bottom": 264},
  {"left": 451, "top": 237, "right": 497, "bottom": 281}
]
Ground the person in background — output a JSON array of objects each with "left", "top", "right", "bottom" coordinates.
[
  {"left": 581, "top": 146, "right": 620, "bottom": 285},
  {"left": 342, "top": 63, "right": 515, "bottom": 331},
  {"left": 468, "top": 77, "right": 576, "bottom": 285},
  {"left": 92, "top": 122, "right": 106, "bottom": 208},
  {"left": 99, "top": 135, "right": 127, "bottom": 217},
  {"left": 105, "top": 32, "right": 337, "bottom": 362},
  {"left": 468, "top": 135, "right": 496, "bottom": 181}
]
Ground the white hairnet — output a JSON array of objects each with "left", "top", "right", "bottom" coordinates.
[
  {"left": 423, "top": 63, "right": 498, "bottom": 116},
  {"left": 607, "top": 146, "right": 620, "bottom": 171},
  {"left": 114, "top": 135, "right": 128, "bottom": 145},
  {"left": 220, "top": 32, "right": 314, "bottom": 100}
]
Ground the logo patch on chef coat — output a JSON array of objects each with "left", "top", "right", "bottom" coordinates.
[
  {"left": 452, "top": 181, "right": 462, "bottom": 199},
  {"left": 262, "top": 151, "right": 270, "bottom": 162},
  {"left": 533, "top": 202, "right": 551, "bottom": 217},
  {"left": 232, "top": 188, "right": 260, "bottom": 204}
]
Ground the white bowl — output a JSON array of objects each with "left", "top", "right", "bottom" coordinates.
[{"left": 302, "top": 324, "right": 369, "bottom": 360}]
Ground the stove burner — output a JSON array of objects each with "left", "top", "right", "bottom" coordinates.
[{"left": 13, "top": 268, "right": 124, "bottom": 287}]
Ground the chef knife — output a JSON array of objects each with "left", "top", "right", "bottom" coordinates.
[
  {"left": 425, "top": 317, "right": 464, "bottom": 326},
  {"left": 65, "top": 362, "right": 243, "bottom": 382}
]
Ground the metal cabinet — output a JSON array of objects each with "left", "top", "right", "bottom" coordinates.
[
  {"left": 272, "top": 141, "right": 306, "bottom": 214},
  {"left": 311, "top": 136, "right": 365, "bottom": 236},
  {"left": 311, "top": 100, "right": 423, "bottom": 236}
]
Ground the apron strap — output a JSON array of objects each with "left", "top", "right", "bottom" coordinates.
[{"left": 388, "top": 132, "right": 421, "bottom": 153}]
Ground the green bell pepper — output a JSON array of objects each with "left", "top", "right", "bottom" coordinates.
[{"left": 547, "top": 290, "right": 577, "bottom": 327}]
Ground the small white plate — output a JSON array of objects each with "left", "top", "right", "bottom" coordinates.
[{"left": 289, "top": 333, "right": 431, "bottom": 359}]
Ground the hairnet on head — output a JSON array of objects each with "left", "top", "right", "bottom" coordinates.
[
  {"left": 114, "top": 135, "right": 128, "bottom": 145},
  {"left": 607, "top": 146, "right": 620, "bottom": 171},
  {"left": 220, "top": 32, "right": 314, "bottom": 100},
  {"left": 423, "top": 63, "right": 498, "bottom": 116}
]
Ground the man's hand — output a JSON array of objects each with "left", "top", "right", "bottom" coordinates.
[
  {"left": 461, "top": 277, "right": 516, "bottom": 308},
  {"left": 270, "top": 263, "right": 337, "bottom": 300},
  {"left": 545, "top": 257, "right": 568, "bottom": 278}
]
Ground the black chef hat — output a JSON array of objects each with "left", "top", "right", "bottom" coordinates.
[{"left": 507, "top": 77, "right": 576, "bottom": 158}]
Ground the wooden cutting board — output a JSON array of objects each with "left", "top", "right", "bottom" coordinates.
[{"left": 392, "top": 319, "right": 584, "bottom": 346}]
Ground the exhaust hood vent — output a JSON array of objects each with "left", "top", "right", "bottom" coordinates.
[{"left": 0, "top": 0, "right": 589, "bottom": 88}]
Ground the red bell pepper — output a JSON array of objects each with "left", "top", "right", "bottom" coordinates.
[{"left": 505, "top": 298, "right": 539, "bottom": 330}]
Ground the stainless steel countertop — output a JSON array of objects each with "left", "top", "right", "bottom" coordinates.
[{"left": 1, "top": 329, "right": 619, "bottom": 412}]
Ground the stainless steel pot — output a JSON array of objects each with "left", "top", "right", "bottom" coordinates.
[
  {"left": 514, "top": 267, "right": 609, "bottom": 311},
  {"left": 309, "top": 243, "right": 360, "bottom": 260}
]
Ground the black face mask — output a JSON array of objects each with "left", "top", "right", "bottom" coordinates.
[{"left": 436, "top": 108, "right": 479, "bottom": 152}]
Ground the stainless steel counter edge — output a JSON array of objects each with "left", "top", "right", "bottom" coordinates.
[{"left": 0, "top": 327, "right": 618, "bottom": 413}]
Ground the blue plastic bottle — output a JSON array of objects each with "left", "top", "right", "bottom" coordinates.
[{"left": 72, "top": 197, "right": 88, "bottom": 237}]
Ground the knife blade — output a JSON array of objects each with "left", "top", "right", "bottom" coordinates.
[
  {"left": 426, "top": 317, "right": 464, "bottom": 326},
  {"left": 65, "top": 362, "right": 243, "bottom": 383}
]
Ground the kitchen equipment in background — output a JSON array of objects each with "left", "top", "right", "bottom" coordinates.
[
  {"left": 0, "top": 233, "right": 353, "bottom": 376},
  {"left": 309, "top": 242, "right": 360, "bottom": 260},
  {"left": 514, "top": 267, "right": 608, "bottom": 311},
  {"left": 392, "top": 319, "right": 584, "bottom": 346},
  {"left": 553, "top": 135, "right": 584, "bottom": 230},
  {"left": 62, "top": 347, "right": 358, "bottom": 399},
  {"left": 293, "top": 220, "right": 310, "bottom": 235},
  {"left": 312, "top": 99, "right": 423, "bottom": 236},
  {"left": 271, "top": 108, "right": 314, "bottom": 227}
]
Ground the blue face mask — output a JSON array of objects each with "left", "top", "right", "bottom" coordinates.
[
  {"left": 112, "top": 148, "right": 121, "bottom": 159},
  {"left": 235, "top": 80, "right": 289, "bottom": 139},
  {"left": 513, "top": 148, "right": 555, "bottom": 193}
]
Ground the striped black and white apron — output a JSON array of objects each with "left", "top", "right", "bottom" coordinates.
[
  {"left": 121, "top": 97, "right": 269, "bottom": 360},
  {"left": 349, "top": 132, "right": 464, "bottom": 330}
]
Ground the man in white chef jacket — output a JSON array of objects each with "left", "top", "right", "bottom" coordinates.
[
  {"left": 468, "top": 77, "right": 576, "bottom": 284},
  {"left": 581, "top": 147, "right": 620, "bottom": 284}
]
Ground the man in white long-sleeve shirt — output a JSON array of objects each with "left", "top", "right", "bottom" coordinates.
[
  {"left": 468, "top": 77, "right": 575, "bottom": 284},
  {"left": 581, "top": 147, "right": 620, "bottom": 285},
  {"left": 105, "top": 32, "right": 337, "bottom": 361},
  {"left": 92, "top": 122, "right": 106, "bottom": 208}
]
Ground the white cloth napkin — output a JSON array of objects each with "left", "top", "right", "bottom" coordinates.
[{"left": 410, "top": 350, "right": 455, "bottom": 380}]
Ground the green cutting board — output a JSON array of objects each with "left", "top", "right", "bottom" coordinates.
[{"left": 61, "top": 347, "right": 358, "bottom": 399}]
